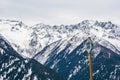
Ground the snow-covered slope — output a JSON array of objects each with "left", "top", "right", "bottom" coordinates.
[
  {"left": 0, "top": 35, "right": 64, "bottom": 80},
  {"left": 0, "top": 19, "right": 120, "bottom": 80},
  {"left": 0, "top": 19, "right": 120, "bottom": 58},
  {"left": 32, "top": 20, "right": 120, "bottom": 80},
  {"left": 33, "top": 20, "right": 120, "bottom": 64},
  {"left": 0, "top": 19, "right": 32, "bottom": 57},
  {"left": 34, "top": 38, "right": 120, "bottom": 80}
]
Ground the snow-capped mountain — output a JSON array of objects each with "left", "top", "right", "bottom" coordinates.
[
  {"left": 34, "top": 38, "right": 120, "bottom": 80},
  {"left": 0, "top": 19, "right": 120, "bottom": 80},
  {"left": 32, "top": 20, "right": 120, "bottom": 80},
  {"left": 0, "top": 19, "right": 120, "bottom": 58},
  {"left": 33, "top": 20, "right": 120, "bottom": 64},
  {"left": 0, "top": 35, "right": 64, "bottom": 80}
]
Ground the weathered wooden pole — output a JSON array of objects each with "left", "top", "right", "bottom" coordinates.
[
  {"left": 85, "top": 37, "right": 93, "bottom": 80},
  {"left": 89, "top": 49, "right": 93, "bottom": 80}
]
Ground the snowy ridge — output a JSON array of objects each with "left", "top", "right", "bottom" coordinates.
[
  {"left": 0, "top": 19, "right": 120, "bottom": 58},
  {"left": 0, "top": 19, "right": 120, "bottom": 80},
  {"left": 0, "top": 35, "right": 65, "bottom": 80},
  {"left": 34, "top": 38, "right": 120, "bottom": 80}
]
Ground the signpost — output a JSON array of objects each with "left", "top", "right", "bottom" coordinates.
[{"left": 85, "top": 37, "right": 93, "bottom": 80}]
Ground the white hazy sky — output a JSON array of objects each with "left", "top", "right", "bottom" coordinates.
[{"left": 0, "top": 0, "right": 120, "bottom": 26}]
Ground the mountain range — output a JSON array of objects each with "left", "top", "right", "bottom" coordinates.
[{"left": 0, "top": 19, "right": 120, "bottom": 80}]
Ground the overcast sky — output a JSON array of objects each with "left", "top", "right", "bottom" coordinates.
[{"left": 0, "top": 0, "right": 120, "bottom": 26}]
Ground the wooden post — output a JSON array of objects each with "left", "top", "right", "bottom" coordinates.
[{"left": 89, "top": 49, "right": 93, "bottom": 80}]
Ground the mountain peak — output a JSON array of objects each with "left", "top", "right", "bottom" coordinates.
[
  {"left": 0, "top": 19, "right": 27, "bottom": 29},
  {"left": 0, "top": 19, "right": 120, "bottom": 57},
  {"left": 0, "top": 19, "right": 120, "bottom": 80}
]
